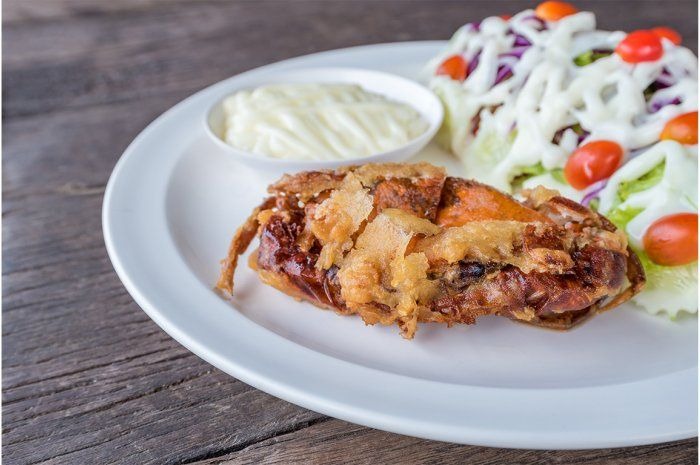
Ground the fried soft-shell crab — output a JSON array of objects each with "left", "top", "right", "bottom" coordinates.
[{"left": 217, "top": 163, "right": 645, "bottom": 339}]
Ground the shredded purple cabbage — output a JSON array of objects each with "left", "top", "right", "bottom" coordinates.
[
  {"left": 552, "top": 125, "right": 590, "bottom": 145},
  {"left": 645, "top": 68, "right": 681, "bottom": 112},
  {"left": 495, "top": 65, "right": 514, "bottom": 84},
  {"left": 463, "top": 16, "right": 539, "bottom": 88},
  {"left": 655, "top": 68, "right": 675, "bottom": 86},
  {"left": 513, "top": 34, "right": 532, "bottom": 46},
  {"left": 649, "top": 96, "right": 682, "bottom": 113},
  {"left": 467, "top": 50, "right": 481, "bottom": 75},
  {"left": 521, "top": 14, "right": 547, "bottom": 31},
  {"left": 581, "top": 179, "right": 608, "bottom": 207}
]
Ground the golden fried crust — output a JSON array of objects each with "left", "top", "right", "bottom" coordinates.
[
  {"left": 217, "top": 162, "right": 645, "bottom": 339},
  {"left": 216, "top": 197, "right": 275, "bottom": 294},
  {"left": 269, "top": 162, "right": 446, "bottom": 202}
]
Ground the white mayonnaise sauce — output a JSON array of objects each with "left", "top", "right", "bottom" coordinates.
[{"left": 222, "top": 84, "right": 428, "bottom": 160}]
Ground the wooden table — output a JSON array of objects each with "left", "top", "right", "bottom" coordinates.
[{"left": 3, "top": 0, "right": 698, "bottom": 463}]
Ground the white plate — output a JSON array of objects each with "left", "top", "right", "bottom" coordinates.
[{"left": 103, "top": 41, "right": 698, "bottom": 449}]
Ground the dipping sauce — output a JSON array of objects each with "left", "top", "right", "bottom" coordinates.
[{"left": 222, "top": 83, "right": 429, "bottom": 160}]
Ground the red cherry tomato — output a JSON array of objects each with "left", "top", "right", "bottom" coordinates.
[
  {"left": 500, "top": 14, "right": 512, "bottom": 20},
  {"left": 436, "top": 55, "right": 468, "bottom": 82},
  {"left": 652, "top": 26, "right": 682, "bottom": 45},
  {"left": 643, "top": 213, "right": 698, "bottom": 266},
  {"left": 660, "top": 111, "right": 698, "bottom": 145},
  {"left": 564, "top": 140, "right": 624, "bottom": 190},
  {"left": 535, "top": 1, "right": 578, "bottom": 21},
  {"left": 615, "top": 30, "right": 664, "bottom": 63}
]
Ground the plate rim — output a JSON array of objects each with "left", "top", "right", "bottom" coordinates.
[{"left": 102, "top": 40, "right": 698, "bottom": 449}]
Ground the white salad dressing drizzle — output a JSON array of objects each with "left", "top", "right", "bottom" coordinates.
[
  {"left": 222, "top": 84, "right": 428, "bottom": 160},
  {"left": 427, "top": 9, "right": 698, "bottom": 192}
]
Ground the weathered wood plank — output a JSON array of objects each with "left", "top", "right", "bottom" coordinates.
[
  {"left": 4, "top": 1, "right": 697, "bottom": 118},
  {"left": 3, "top": 1, "right": 698, "bottom": 464},
  {"left": 201, "top": 419, "right": 699, "bottom": 465},
  {"left": 2, "top": 0, "right": 184, "bottom": 23}
]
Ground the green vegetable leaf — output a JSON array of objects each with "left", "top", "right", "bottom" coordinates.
[
  {"left": 510, "top": 164, "right": 568, "bottom": 191},
  {"left": 511, "top": 162, "right": 546, "bottom": 189},
  {"left": 635, "top": 249, "right": 697, "bottom": 294},
  {"left": 515, "top": 162, "right": 547, "bottom": 178},
  {"left": 588, "top": 198, "right": 600, "bottom": 211},
  {"left": 551, "top": 168, "right": 566, "bottom": 184},
  {"left": 573, "top": 50, "right": 613, "bottom": 67},
  {"left": 617, "top": 161, "right": 665, "bottom": 204},
  {"left": 606, "top": 206, "right": 643, "bottom": 231}
]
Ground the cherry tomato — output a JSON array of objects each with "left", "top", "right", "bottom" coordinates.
[
  {"left": 651, "top": 26, "right": 682, "bottom": 45},
  {"left": 499, "top": 14, "right": 512, "bottom": 20},
  {"left": 643, "top": 213, "right": 698, "bottom": 266},
  {"left": 535, "top": 1, "right": 578, "bottom": 21},
  {"left": 436, "top": 55, "right": 468, "bottom": 82},
  {"left": 660, "top": 111, "right": 698, "bottom": 145},
  {"left": 615, "top": 30, "right": 664, "bottom": 63},
  {"left": 564, "top": 140, "right": 624, "bottom": 190}
]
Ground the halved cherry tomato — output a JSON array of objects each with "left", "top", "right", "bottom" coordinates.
[
  {"left": 660, "top": 111, "right": 698, "bottom": 145},
  {"left": 564, "top": 140, "right": 624, "bottom": 190},
  {"left": 643, "top": 213, "right": 698, "bottom": 266},
  {"left": 535, "top": 1, "right": 578, "bottom": 21},
  {"left": 499, "top": 14, "right": 512, "bottom": 20},
  {"left": 652, "top": 26, "right": 682, "bottom": 45},
  {"left": 436, "top": 55, "right": 468, "bottom": 82},
  {"left": 615, "top": 30, "right": 664, "bottom": 63}
]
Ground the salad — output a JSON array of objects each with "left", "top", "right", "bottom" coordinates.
[{"left": 426, "top": 1, "right": 698, "bottom": 317}]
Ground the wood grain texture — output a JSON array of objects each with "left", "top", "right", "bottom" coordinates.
[{"left": 2, "top": 1, "right": 698, "bottom": 463}]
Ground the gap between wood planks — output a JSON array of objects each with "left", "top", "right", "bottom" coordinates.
[{"left": 172, "top": 417, "right": 333, "bottom": 465}]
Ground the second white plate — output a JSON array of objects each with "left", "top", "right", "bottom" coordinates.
[{"left": 103, "top": 41, "right": 698, "bottom": 449}]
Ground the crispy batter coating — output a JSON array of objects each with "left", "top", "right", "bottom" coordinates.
[{"left": 218, "top": 163, "right": 645, "bottom": 339}]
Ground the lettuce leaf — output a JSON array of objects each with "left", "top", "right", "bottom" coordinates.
[
  {"left": 632, "top": 250, "right": 698, "bottom": 319},
  {"left": 606, "top": 206, "right": 643, "bottom": 230},
  {"left": 617, "top": 161, "right": 665, "bottom": 204}
]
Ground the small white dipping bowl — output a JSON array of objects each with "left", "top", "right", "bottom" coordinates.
[{"left": 204, "top": 67, "right": 444, "bottom": 172}]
